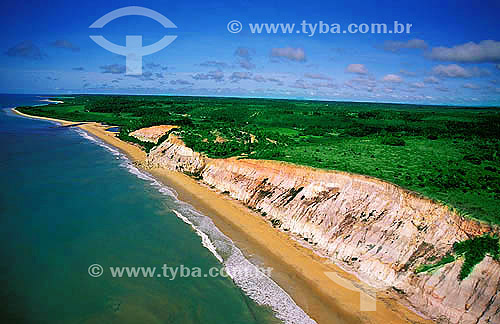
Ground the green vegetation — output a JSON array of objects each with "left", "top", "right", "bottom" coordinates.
[
  {"left": 415, "top": 235, "right": 499, "bottom": 280},
  {"left": 381, "top": 133, "right": 406, "bottom": 146},
  {"left": 118, "top": 126, "right": 178, "bottom": 153},
  {"left": 453, "top": 235, "right": 500, "bottom": 280},
  {"left": 415, "top": 254, "right": 455, "bottom": 274},
  {"left": 17, "top": 95, "right": 500, "bottom": 224},
  {"left": 118, "top": 129, "right": 157, "bottom": 153}
]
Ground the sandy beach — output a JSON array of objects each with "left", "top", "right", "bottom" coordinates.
[
  {"left": 39, "top": 99, "right": 65, "bottom": 104},
  {"left": 12, "top": 108, "right": 433, "bottom": 324}
]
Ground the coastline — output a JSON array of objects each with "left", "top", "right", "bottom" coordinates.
[{"left": 12, "top": 108, "right": 433, "bottom": 324}]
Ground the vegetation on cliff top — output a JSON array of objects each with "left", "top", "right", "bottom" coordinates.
[
  {"left": 17, "top": 95, "right": 500, "bottom": 225},
  {"left": 118, "top": 127, "right": 178, "bottom": 153},
  {"left": 416, "top": 235, "right": 500, "bottom": 280}
]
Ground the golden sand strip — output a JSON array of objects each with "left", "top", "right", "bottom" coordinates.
[{"left": 12, "top": 108, "right": 433, "bottom": 324}]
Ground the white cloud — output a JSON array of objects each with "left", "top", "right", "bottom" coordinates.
[
  {"left": 253, "top": 75, "right": 266, "bottom": 82},
  {"left": 50, "top": 39, "right": 80, "bottom": 52},
  {"left": 290, "top": 79, "right": 311, "bottom": 89},
  {"left": 432, "top": 64, "right": 471, "bottom": 78},
  {"left": 200, "top": 61, "right": 228, "bottom": 69},
  {"left": 382, "top": 74, "right": 403, "bottom": 83},
  {"left": 100, "top": 64, "right": 126, "bottom": 74},
  {"left": 192, "top": 70, "right": 224, "bottom": 82},
  {"left": 463, "top": 83, "right": 480, "bottom": 90},
  {"left": 170, "top": 79, "right": 194, "bottom": 86},
  {"left": 288, "top": 79, "right": 337, "bottom": 91},
  {"left": 423, "top": 76, "right": 439, "bottom": 84},
  {"left": 304, "top": 73, "right": 332, "bottom": 80},
  {"left": 435, "top": 86, "right": 450, "bottom": 92},
  {"left": 382, "top": 39, "right": 428, "bottom": 52},
  {"left": 235, "top": 47, "right": 256, "bottom": 70},
  {"left": 345, "top": 64, "right": 368, "bottom": 75},
  {"left": 410, "top": 82, "right": 425, "bottom": 88},
  {"left": 229, "top": 72, "right": 253, "bottom": 82},
  {"left": 6, "top": 40, "right": 44, "bottom": 59},
  {"left": 312, "top": 82, "right": 337, "bottom": 89},
  {"left": 238, "top": 59, "right": 255, "bottom": 70},
  {"left": 234, "top": 47, "right": 254, "bottom": 58},
  {"left": 344, "top": 77, "right": 376, "bottom": 91},
  {"left": 428, "top": 40, "right": 500, "bottom": 63},
  {"left": 399, "top": 69, "right": 417, "bottom": 77},
  {"left": 267, "top": 77, "right": 284, "bottom": 86},
  {"left": 270, "top": 47, "right": 306, "bottom": 62}
]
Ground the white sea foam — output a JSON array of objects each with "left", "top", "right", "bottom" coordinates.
[
  {"left": 173, "top": 210, "right": 224, "bottom": 263},
  {"left": 75, "top": 128, "right": 317, "bottom": 324},
  {"left": 75, "top": 129, "right": 121, "bottom": 157},
  {"left": 121, "top": 162, "right": 177, "bottom": 198},
  {"left": 75, "top": 128, "right": 99, "bottom": 143},
  {"left": 170, "top": 205, "right": 316, "bottom": 324}
]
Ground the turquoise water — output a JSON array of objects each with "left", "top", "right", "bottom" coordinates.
[{"left": 0, "top": 95, "right": 314, "bottom": 324}]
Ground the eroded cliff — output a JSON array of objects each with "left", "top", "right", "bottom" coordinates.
[
  {"left": 129, "top": 125, "right": 177, "bottom": 143},
  {"left": 147, "top": 134, "right": 500, "bottom": 324}
]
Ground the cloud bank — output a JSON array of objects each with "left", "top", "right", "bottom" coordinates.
[
  {"left": 345, "top": 64, "right": 368, "bottom": 75},
  {"left": 382, "top": 39, "right": 428, "bottom": 52},
  {"left": 6, "top": 41, "right": 43, "bottom": 59},
  {"left": 428, "top": 40, "right": 500, "bottom": 63},
  {"left": 271, "top": 47, "right": 306, "bottom": 62}
]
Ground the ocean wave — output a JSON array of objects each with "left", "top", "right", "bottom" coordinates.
[
  {"left": 170, "top": 205, "right": 316, "bottom": 324},
  {"left": 75, "top": 127, "right": 317, "bottom": 324},
  {"left": 172, "top": 210, "right": 224, "bottom": 263},
  {"left": 75, "top": 129, "right": 121, "bottom": 157},
  {"left": 121, "top": 162, "right": 178, "bottom": 198}
]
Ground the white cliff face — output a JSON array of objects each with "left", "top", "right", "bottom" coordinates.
[
  {"left": 129, "top": 125, "right": 177, "bottom": 143},
  {"left": 147, "top": 135, "right": 500, "bottom": 324},
  {"left": 148, "top": 135, "right": 205, "bottom": 173}
]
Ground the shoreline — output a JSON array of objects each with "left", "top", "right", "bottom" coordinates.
[{"left": 12, "top": 108, "right": 433, "bottom": 324}]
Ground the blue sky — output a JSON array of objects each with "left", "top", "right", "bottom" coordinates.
[{"left": 1, "top": 0, "right": 499, "bottom": 105}]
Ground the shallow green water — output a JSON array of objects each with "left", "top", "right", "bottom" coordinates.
[{"left": 0, "top": 95, "right": 295, "bottom": 324}]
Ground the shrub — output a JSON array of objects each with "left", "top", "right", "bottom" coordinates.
[
  {"left": 415, "top": 235, "right": 500, "bottom": 280},
  {"left": 382, "top": 135, "right": 406, "bottom": 146},
  {"left": 453, "top": 235, "right": 500, "bottom": 280},
  {"left": 415, "top": 254, "right": 455, "bottom": 274},
  {"left": 463, "top": 153, "right": 482, "bottom": 165}
]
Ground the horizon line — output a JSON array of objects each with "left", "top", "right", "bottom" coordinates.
[{"left": 1, "top": 92, "right": 499, "bottom": 108}]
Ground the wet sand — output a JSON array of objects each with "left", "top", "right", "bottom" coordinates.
[{"left": 12, "top": 108, "right": 433, "bottom": 324}]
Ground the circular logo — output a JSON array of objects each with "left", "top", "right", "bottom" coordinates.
[
  {"left": 89, "top": 6, "right": 178, "bottom": 75},
  {"left": 88, "top": 264, "right": 104, "bottom": 277},
  {"left": 227, "top": 20, "right": 243, "bottom": 33}
]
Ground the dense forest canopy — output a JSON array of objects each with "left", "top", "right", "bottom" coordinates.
[{"left": 17, "top": 95, "right": 500, "bottom": 225}]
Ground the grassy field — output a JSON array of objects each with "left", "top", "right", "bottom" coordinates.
[{"left": 17, "top": 95, "right": 500, "bottom": 225}]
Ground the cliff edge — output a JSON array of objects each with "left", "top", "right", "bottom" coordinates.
[{"left": 148, "top": 134, "right": 500, "bottom": 324}]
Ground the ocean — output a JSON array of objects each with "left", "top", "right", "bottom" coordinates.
[{"left": 0, "top": 95, "right": 314, "bottom": 324}]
